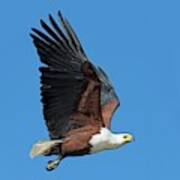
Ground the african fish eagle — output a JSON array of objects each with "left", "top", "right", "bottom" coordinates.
[{"left": 30, "top": 11, "right": 134, "bottom": 171}]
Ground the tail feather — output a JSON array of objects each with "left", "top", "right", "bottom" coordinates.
[{"left": 30, "top": 140, "right": 63, "bottom": 159}]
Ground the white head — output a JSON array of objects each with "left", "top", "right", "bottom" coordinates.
[
  {"left": 111, "top": 133, "right": 134, "bottom": 149},
  {"left": 89, "top": 128, "right": 134, "bottom": 153}
]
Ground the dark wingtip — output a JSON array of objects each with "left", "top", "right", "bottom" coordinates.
[
  {"left": 31, "top": 27, "right": 37, "bottom": 33},
  {"left": 49, "top": 14, "right": 56, "bottom": 25},
  {"left": 40, "top": 19, "right": 44, "bottom": 25},
  {"left": 29, "top": 33, "right": 34, "bottom": 38},
  {"left": 31, "top": 28, "right": 37, "bottom": 38},
  {"left": 40, "top": 19, "right": 46, "bottom": 28},
  {"left": 58, "top": 11, "right": 64, "bottom": 21},
  {"left": 58, "top": 10, "right": 62, "bottom": 17},
  {"left": 30, "top": 27, "right": 38, "bottom": 40},
  {"left": 48, "top": 14, "right": 53, "bottom": 21}
]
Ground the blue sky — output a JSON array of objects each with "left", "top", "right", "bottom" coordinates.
[{"left": 0, "top": 0, "right": 180, "bottom": 179}]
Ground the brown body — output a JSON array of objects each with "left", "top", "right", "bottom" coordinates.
[
  {"left": 56, "top": 62, "right": 103, "bottom": 157},
  {"left": 61, "top": 125, "right": 100, "bottom": 156}
]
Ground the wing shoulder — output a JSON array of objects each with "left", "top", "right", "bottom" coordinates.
[{"left": 96, "top": 67, "right": 120, "bottom": 128}]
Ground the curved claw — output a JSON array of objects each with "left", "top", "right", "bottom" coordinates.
[{"left": 46, "top": 159, "right": 60, "bottom": 171}]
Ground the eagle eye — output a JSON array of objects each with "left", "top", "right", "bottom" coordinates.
[{"left": 123, "top": 135, "right": 128, "bottom": 139}]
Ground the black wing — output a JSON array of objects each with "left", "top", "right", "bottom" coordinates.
[{"left": 31, "top": 12, "right": 89, "bottom": 139}]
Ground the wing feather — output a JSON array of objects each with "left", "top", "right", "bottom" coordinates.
[{"left": 31, "top": 13, "right": 102, "bottom": 139}]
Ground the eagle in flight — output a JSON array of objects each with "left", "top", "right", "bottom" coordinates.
[{"left": 30, "top": 11, "right": 134, "bottom": 171}]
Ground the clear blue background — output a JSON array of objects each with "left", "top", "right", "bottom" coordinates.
[{"left": 0, "top": 0, "right": 180, "bottom": 179}]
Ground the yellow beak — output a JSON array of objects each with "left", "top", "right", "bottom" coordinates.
[{"left": 125, "top": 134, "right": 134, "bottom": 143}]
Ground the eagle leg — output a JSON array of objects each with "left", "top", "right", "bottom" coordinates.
[{"left": 46, "top": 156, "right": 63, "bottom": 171}]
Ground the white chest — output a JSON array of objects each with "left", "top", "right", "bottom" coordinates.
[{"left": 89, "top": 128, "right": 120, "bottom": 154}]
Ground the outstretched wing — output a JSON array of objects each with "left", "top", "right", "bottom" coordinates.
[
  {"left": 31, "top": 12, "right": 102, "bottom": 139},
  {"left": 96, "top": 67, "right": 120, "bottom": 128}
]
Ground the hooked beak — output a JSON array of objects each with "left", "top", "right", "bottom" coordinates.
[{"left": 125, "top": 134, "right": 135, "bottom": 143}]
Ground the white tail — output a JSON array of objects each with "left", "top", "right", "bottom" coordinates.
[{"left": 30, "top": 140, "right": 63, "bottom": 159}]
